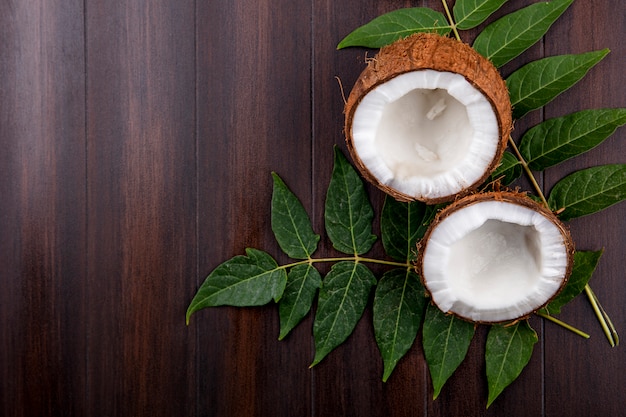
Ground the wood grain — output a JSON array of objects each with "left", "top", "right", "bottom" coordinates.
[
  {"left": 84, "top": 1, "right": 197, "bottom": 415},
  {"left": 1, "top": 0, "right": 625, "bottom": 416},
  {"left": 0, "top": 1, "right": 87, "bottom": 415},
  {"left": 542, "top": 1, "right": 626, "bottom": 416},
  {"left": 195, "top": 1, "right": 313, "bottom": 416}
]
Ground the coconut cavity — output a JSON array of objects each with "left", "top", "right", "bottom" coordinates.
[
  {"left": 351, "top": 70, "right": 499, "bottom": 199},
  {"left": 345, "top": 33, "right": 512, "bottom": 203},
  {"left": 376, "top": 88, "right": 472, "bottom": 175},
  {"left": 418, "top": 193, "right": 574, "bottom": 323}
]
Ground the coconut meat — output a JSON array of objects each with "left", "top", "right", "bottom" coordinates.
[
  {"left": 351, "top": 70, "right": 499, "bottom": 200},
  {"left": 421, "top": 201, "right": 569, "bottom": 322}
]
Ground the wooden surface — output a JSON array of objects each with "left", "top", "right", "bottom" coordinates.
[{"left": 1, "top": 0, "right": 625, "bottom": 416}]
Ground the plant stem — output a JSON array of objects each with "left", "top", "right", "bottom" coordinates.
[
  {"left": 585, "top": 286, "right": 619, "bottom": 346},
  {"left": 284, "top": 255, "right": 593, "bottom": 338},
  {"left": 507, "top": 136, "right": 549, "bottom": 207},
  {"left": 536, "top": 310, "right": 590, "bottom": 339},
  {"left": 357, "top": 256, "right": 411, "bottom": 268},
  {"left": 441, "top": 0, "right": 461, "bottom": 41},
  {"left": 509, "top": 136, "right": 618, "bottom": 346},
  {"left": 280, "top": 256, "right": 410, "bottom": 271}
]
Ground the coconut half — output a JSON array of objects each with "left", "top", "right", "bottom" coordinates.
[
  {"left": 344, "top": 33, "right": 513, "bottom": 203},
  {"left": 417, "top": 192, "right": 574, "bottom": 323}
]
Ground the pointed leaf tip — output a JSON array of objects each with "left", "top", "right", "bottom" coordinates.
[
  {"left": 325, "top": 148, "right": 377, "bottom": 255},
  {"left": 312, "top": 262, "right": 376, "bottom": 365},
  {"left": 548, "top": 164, "right": 626, "bottom": 221},
  {"left": 486, "top": 321, "right": 537, "bottom": 407},
  {"left": 453, "top": 0, "right": 509, "bottom": 30},
  {"left": 337, "top": 8, "right": 451, "bottom": 49},
  {"left": 278, "top": 263, "right": 321, "bottom": 340},
  {"left": 374, "top": 269, "right": 427, "bottom": 381},
  {"left": 520, "top": 109, "right": 626, "bottom": 171},
  {"left": 271, "top": 172, "right": 320, "bottom": 259},
  {"left": 507, "top": 49, "right": 610, "bottom": 119},
  {"left": 473, "top": 0, "right": 574, "bottom": 68},
  {"left": 186, "top": 248, "right": 287, "bottom": 319},
  {"left": 423, "top": 304, "right": 475, "bottom": 399}
]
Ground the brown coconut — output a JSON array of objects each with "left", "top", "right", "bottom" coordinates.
[
  {"left": 344, "top": 32, "right": 513, "bottom": 204},
  {"left": 415, "top": 191, "right": 575, "bottom": 324}
]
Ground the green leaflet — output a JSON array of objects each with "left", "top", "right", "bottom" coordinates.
[
  {"left": 486, "top": 321, "right": 538, "bottom": 408},
  {"left": 381, "top": 195, "right": 436, "bottom": 263},
  {"left": 520, "top": 109, "right": 626, "bottom": 171},
  {"left": 271, "top": 173, "right": 320, "bottom": 259},
  {"left": 490, "top": 151, "right": 522, "bottom": 186},
  {"left": 373, "top": 269, "right": 427, "bottom": 382},
  {"left": 185, "top": 248, "right": 287, "bottom": 324},
  {"left": 311, "top": 261, "right": 376, "bottom": 366},
  {"left": 548, "top": 164, "right": 626, "bottom": 221},
  {"left": 325, "top": 147, "right": 377, "bottom": 255},
  {"left": 507, "top": 49, "right": 609, "bottom": 119},
  {"left": 336, "top": 8, "right": 451, "bottom": 49},
  {"left": 278, "top": 263, "right": 322, "bottom": 340},
  {"left": 422, "top": 304, "right": 475, "bottom": 399},
  {"left": 183, "top": 0, "right": 622, "bottom": 402},
  {"left": 544, "top": 250, "right": 603, "bottom": 315},
  {"left": 473, "top": 0, "right": 573, "bottom": 68},
  {"left": 453, "top": 0, "right": 509, "bottom": 30}
]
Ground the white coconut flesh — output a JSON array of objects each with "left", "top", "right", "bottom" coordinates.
[
  {"left": 421, "top": 200, "right": 570, "bottom": 322},
  {"left": 351, "top": 70, "right": 500, "bottom": 200}
]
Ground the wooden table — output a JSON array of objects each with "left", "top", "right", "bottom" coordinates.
[{"left": 1, "top": 0, "right": 625, "bottom": 415}]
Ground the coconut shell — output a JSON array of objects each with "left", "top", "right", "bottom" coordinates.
[
  {"left": 344, "top": 32, "right": 513, "bottom": 204},
  {"left": 415, "top": 191, "right": 575, "bottom": 324}
]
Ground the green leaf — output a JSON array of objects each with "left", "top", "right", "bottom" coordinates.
[
  {"left": 278, "top": 263, "right": 322, "bottom": 340},
  {"left": 186, "top": 248, "right": 287, "bottom": 324},
  {"left": 422, "top": 304, "right": 475, "bottom": 399},
  {"left": 486, "top": 321, "right": 538, "bottom": 407},
  {"left": 548, "top": 164, "right": 626, "bottom": 221},
  {"left": 490, "top": 151, "right": 522, "bottom": 186},
  {"left": 271, "top": 172, "right": 320, "bottom": 259},
  {"left": 374, "top": 269, "right": 427, "bottom": 382},
  {"left": 325, "top": 147, "right": 377, "bottom": 255},
  {"left": 473, "top": 0, "right": 573, "bottom": 68},
  {"left": 311, "top": 261, "right": 376, "bottom": 366},
  {"left": 544, "top": 250, "right": 603, "bottom": 315},
  {"left": 381, "top": 196, "right": 436, "bottom": 263},
  {"left": 520, "top": 109, "right": 626, "bottom": 171},
  {"left": 507, "top": 49, "right": 610, "bottom": 119},
  {"left": 453, "top": 0, "right": 509, "bottom": 30},
  {"left": 337, "top": 8, "right": 451, "bottom": 49}
]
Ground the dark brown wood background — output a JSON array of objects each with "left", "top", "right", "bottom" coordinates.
[{"left": 1, "top": 0, "right": 625, "bottom": 416}]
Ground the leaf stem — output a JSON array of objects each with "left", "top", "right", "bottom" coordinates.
[
  {"left": 509, "top": 136, "right": 618, "bottom": 346},
  {"left": 584, "top": 285, "right": 619, "bottom": 347},
  {"left": 441, "top": 0, "right": 461, "bottom": 41},
  {"left": 536, "top": 310, "right": 590, "bottom": 339},
  {"left": 507, "top": 136, "right": 549, "bottom": 207},
  {"left": 280, "top": 256, "right": 410, "bottom": 271},
  {"left": 357, "top": 256, "right": 411, "bottom": 268}
]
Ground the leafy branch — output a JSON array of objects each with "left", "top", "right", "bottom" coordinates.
[
  {"left": 186, "top": 146, "right": 608, "bottom": 404},
  {"left": 337, "top": 0, "right": 625, "bottom": 349},
  {"left": 189, "top": 0, "right": 626, "bottom": 409}
]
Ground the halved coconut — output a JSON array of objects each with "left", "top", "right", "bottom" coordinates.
[
  {"left": 417, "top": 192, "right": 574, "bottom": 323},
  {"left": 344, "top": 33, "right": 513, "bottom": 204}
]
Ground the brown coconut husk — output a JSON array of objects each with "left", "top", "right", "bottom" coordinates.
[
  {"left": 344, "top": 32, "right": 514, "bottom": 204},
  {"left": 415, "top": 190, "right": 575, "bottom": 324}
]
